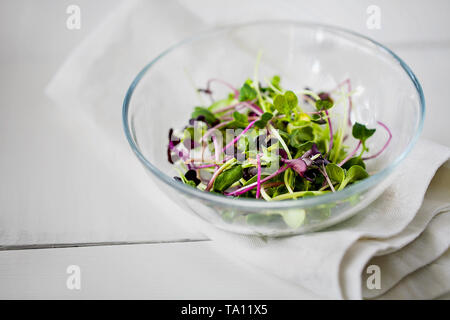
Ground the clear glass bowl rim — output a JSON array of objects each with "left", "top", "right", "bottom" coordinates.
[{"left": 123, "top": 20, "right": 425, "bottom": 210}]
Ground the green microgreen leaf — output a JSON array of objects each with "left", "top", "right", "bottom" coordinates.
[
  {"left": 311, "top": 112, "right": 327, "bottom": 125},
  {"left": 191, "top": 107, "right": 218, "bottom": 125},
  {"left": 293, "top": 141, "right": 314, "bottom": 158},
  {"left": 227, "top": 111, "right": 249, "bottom": 129},
  {"left": 239, "top": 83, "right": 257, "bottom": 102},
  {"left": 213, "top": 165, "right": 243, "bottom": 192},
  {"left": 315, "top": 99, "right": 334, "bottom": 111},
  {"left": 341, "top": 157, "right": 366, "bottom": 170},
  {"left": 284, "top": 91, "right": 298, "bottom": 110},
  {"left": 290, "top": 126, "right": 315, "bottom": 148},
  {"left": 273, "top": 91, "right": 299, "bottom": 115},
  {"left": 186, "top": 180, "right": 197, "bottom": 187},
  {"left": 273, "top": 94, "right": 288, "bottom": 114},
  {"left": 254, "top": 112, "right": 273, "bottom": 129},
  {"left": 208, "top": 96, "right": 235, "bottom": 112},
  {"left": 271, "top": 75, "right": 281, "bottom": 90},
  {"left": 338, "top": 165, "right": 369, "bottom": 190},
  {"left": 352, "top": 122, "right": 376, "bottom": 143},
  {"left": 325, "top": 163, "right": 345, "bottom": 184}
]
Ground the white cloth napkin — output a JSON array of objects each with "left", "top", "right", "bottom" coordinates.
[
  {"left": 193, "top": 149, "right": 450, "bottom": 299},
  {"left": 46, "top": 0, "right": 450, "bottom": 299}
]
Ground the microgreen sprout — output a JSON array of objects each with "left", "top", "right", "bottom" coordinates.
[{"left": 168, "top": 62, "right": 392, "bottom": 205}]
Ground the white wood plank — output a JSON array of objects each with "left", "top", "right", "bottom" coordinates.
[
  {"left": 0, "top": 62, "right": 204, "bottom": 246},
  {"left": 0, "top": 241, "right": 322, "bottom": 299}
]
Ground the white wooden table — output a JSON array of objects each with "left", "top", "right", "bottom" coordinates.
[{"left": 1, "top": 0, "right": 449, "bottom": 299}]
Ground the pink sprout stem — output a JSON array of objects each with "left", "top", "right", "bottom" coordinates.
[
  {"left": 202, "top": 120, "right": 232, "bottom": 142},
  {"left": 207, "top": 78, "right": 239, "bottom": 99},
  {"left": 338, "top": 141, "right": 361, "bottom": 167},
  {"left": 222, "top": 120, "right": 257, "bottom": 153},
  {"left": 243, "top": 101, "right": 263, "bottom": 115},
  {"left": 216, "top": 100, "right": 262, "bottom": 117},
  {"left": 213, "top": 102, "right": 241, "bottom": 114},
  {"left": 256, "top": 154, "right": 262, "bottom": 199},
  {"left": 226, "top": 165, "right": 289, "bottom": 196},
  {"left": 205, "top": 161, "right": 230, "bottom": 192},
  {"left": 362, "top": 121, "right": 392, "bottom": 160}
]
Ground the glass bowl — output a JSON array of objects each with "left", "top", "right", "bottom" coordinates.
[{"left": 123, "top": 21, "right": 424, "bottom": 237}]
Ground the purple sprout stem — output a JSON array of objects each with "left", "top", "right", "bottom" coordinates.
[
  {"left": 325, "top": 109, "right": 333, "bottom": 154},
  {"left": 222, "top": 120, "right": 257, "bottom": 153},
  {"left": 213, "top": 102, "right": 242, "bottom": 114},
  {"left": 256, "top": 154, "right": 262, "bottom": 199},
  {"left": 202, "top": 120, "right": 232, "bottom": 142},
  {"left": 243, "top": 101, "right": 263, "bottom": 115},
  {"left": 217, "top": 100, "right": 262, "bottom": 117},
  {"left": 226, "top": 165, "right": 289, "bottom": 196},
  {"left": 207, "top": 78, "right": 240, "bottom": 99},
  {"left": 362, "top": 121, "right": 392, "bottom": 160},
  {"left": 338, "top": 141, "right": 361, "bottom": 167}
]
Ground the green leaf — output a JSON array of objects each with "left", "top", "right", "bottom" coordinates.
[
  {"left": 227, "top": 111, "right": 249, "bottom": 129},
  {"left": 325, "top": 163, "right": 345, "bottom": 184},
  {"left": 271, "top": 75, "right": 281, "bottom": 90},
  {"left": 191, "top": 107, "right": 218, "bottom": 125},
  {"left": 311, "top": 112, "right": 327, "bottom": 125},
  {"left": 346, "top": 165, "right": 369, "bottom": 182},
  {"left": 239, "top": 83, "right": 257, "bottom": 102},
  {"left": 338, "top": 165, "right": 369, "bottom": 190},
  {"left": 273, "top": 94, "right": 288, "bottom": 114},
  {"left": 254, "top": 112, "right": 273, "bottom": 129},
  {"left": 290, "top": 127, "right": 314, "bottom": 148},
  {"left": 293, "top": 141, "right": 314, "bottom": 158},
  {"left": 185, "top": 180, "right": 197, "bottom": 188},
  {"left": 276, "top": 130, "right": 291, "bottom": 148},
  {"left": 208, "top": 96, "right": 235, "bottom": 112},
  {"left": 242, "top": 172, "right": 270, "bottom": 187},
  {"left": 213, "top": 165, "right": 243, "bottom": 192},
  {"left": 315, "top": 99, "right": 333, "bottom": 111},
  {"left": 352, "top": 123, "right": 376, "bottom": 143},
  {"left": 284, "top": 91, "right": 298, "bottom": 110},
  {"left": 342, "top": 157, "right": 366, "bottom": 170},
  {"left": 261, "top": 112, "right": 273, "bottom": 122},
  {"left": 274, "top": 91, "right": 299, "bottom": 115},
  {"left": 183, "top": 127, "right": 195, "bottom": 140},
  {"left": 282, "top": 209, "right": 306, "bottom": 229}
]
